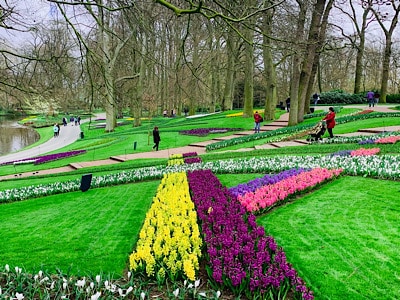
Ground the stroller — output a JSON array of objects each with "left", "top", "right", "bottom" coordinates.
[{"left": 306, "top": 121, "right": 326, "bottom": 142}]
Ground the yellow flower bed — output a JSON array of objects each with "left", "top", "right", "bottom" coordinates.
[
  {"left": 226, "top": 109, "right": 265, "bottom": 117},
  {"left": 167, "top": 158, "right": 184, "bottom": 166},
  {"left": 129, "top": 172, "right": 202, "bottom": 282},
  {"left": 169, "top": 153, "right": 183, "bottom": 159}
]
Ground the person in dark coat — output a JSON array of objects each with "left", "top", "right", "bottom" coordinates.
[
  {"left": 152, "top": 126, "right": 161, "bottom": 151},
  {"left": 323, "top": 107, "right": 336, "bottom": 138}
]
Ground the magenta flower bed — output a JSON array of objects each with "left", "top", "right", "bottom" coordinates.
[
  {"left": 182, "top": 152, "right": 198, "bottom": 158},
  {"left": 237, "top": 168, "right": 342, "bottom": 213},
  {"left": 184, "top": 157, "right": 202, "bottom": 164},
  {"left": 1, "top": 150, "right": 87, "bottom": 166},
  {"left": 179, "top": 128, "right": 243, "bottom": 136},
  {"left": 229, "top": 168, "right": 309, "bottom": 197},
  {"left": 187, "top": 169, "right": 314, "bottom": 300}
]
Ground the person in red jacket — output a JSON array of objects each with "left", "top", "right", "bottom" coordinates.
[
  {"left": 323, "top": 107, "right": 336, "bottom": 138},
  {"left": 253, "top": 111, "right": 263, "bottom": 133}
]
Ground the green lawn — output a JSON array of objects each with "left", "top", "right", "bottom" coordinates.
[
  {"left": 0, "top": 181, "right": 158, "bottom": 276},
  {"left": 257, "top": 176, "right": 400, "bottom": 300}
]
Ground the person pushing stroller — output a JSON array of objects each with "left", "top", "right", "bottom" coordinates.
[{"left": 306, "top": 121, "right": 326, "bottom": 142}]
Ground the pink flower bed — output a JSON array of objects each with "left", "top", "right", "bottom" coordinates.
[
  {"left": 350, "top": 148, "right": 380, "bottom": 156},
  {"left": 374, "top": 136, "right": 400, "bottom": 144},
  {"left": 238, "top": 168, "right": 342, "bottom": 213}
]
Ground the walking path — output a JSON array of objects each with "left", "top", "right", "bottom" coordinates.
[{"left": 0, "top": 105, "right": 398, "bottom": 181}]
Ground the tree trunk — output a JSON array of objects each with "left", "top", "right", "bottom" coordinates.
[
  {"left": 222, "top": 32, "right": 236, "bottom": 111},
  {"left": 262, "top": 2, "right": 277, "bottom": 121},
  {"left": 243, "top": 27, "right": 254, "bottom": 118},
  {"left": 297, "top": 0, "right": 327, "bottom": 123}
]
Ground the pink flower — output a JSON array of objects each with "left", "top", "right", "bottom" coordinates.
[{"left": 351, "top": 148, "right": 380, "bottom": 156}]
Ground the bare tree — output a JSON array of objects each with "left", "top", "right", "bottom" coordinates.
[{"left": 368, "top": 0, "right": 400, "bottom": 103}]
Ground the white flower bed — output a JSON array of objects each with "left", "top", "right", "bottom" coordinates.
[{"left": 1, "top": 155, "right": 399, "bottom": 203}]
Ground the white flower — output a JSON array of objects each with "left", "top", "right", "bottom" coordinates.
[
  {"left": 127, "top": 272, "right": 131, "bottom": 280},
  {"left": 5, "top": 264, "right": 9, "bottom": 272},
  {"left": 216, "top": 291, "right": 221, "bottom": 298},
  {"left": 91, "top": 292, "right": 101, "bottom": 300},
  {"left": 195, "top": 279, "right": 200, "bottom": 288},
  {"left": 126, "top": 286, "right": 133, "bottom": 295},
  {"left": 15, "top": 292, "right": 24, "bottom": 300},
  {"left": 90, "top": 282, "right": 94, "bottom": 289},
  {"left": 96, "top": 275, "right": 101, "bottom": 283},
  {"left": 62, "top": 282, "right": 67, "bottom": 290},
  {"left": 173, "top": 288, "right": 179, "bottom": 297},
  {"left": 187, "top": 283, "right": 193, "bottom": 289},
  {"left": 38, "top": 270, "right": 43, "bottom": 278},
  {"left": 75, "top": 278, "right": 86, "bottom": 288},
  {"left": 50, "top": 281, "right": 55, "bottom": 289},
  {"left": 118, "top": 288, "right": 123, "bottom": 296},
  {"left": 15, "top": 267, "right": 22, "bottom": 274},
  {"left": 140, "top": 292, "right": 146, "bottom": 299},
  {"left": 199, "top": 292, "right": 207, "bottom": 297}
]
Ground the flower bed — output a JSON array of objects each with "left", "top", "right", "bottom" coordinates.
[
  {"left": 237, "top": 168, "right": 342, "bottom": 213},
  {"left": 350, "top": 148, "right": 380, "bottom": 156},
  {"left": 0, "top": 150, "right": 87, "bottom": 166},
  {"left": 187, "top": 169, "right": 314, "bottom": 300},
  {"left": 179, "top": 128, "right": 243, "bottom": 136},
  {"left": 2, "top": 155, "right": 400, "bottom": 204},
  {"left": 184, "top": 157, "right": 202, "bottom": 164},
  {"left": 374, "top": 136, "right": 400, "bottom": 144},
  {"left": 229, "top": 168, "right": 309, "bottom": 197},
  {"left": 129, "top": 172, "right": 202, "bottom": 282}
]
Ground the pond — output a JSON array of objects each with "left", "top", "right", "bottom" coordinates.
[{"left": 0, "top": 116, "right": 40, "bottom": 156}]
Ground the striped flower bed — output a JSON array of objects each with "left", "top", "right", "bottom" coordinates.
[
  {"left": 129, "top": 172, "right": 202, "bottom": 282},
  {"left": 229, "top": 168, "right": 309, "bottom": 197},
  {"left": 187, "top": 169, "right": 314, "bottom": 300},
  {"left": 237, "top": 168, "right": 342, "bottom": 214}
]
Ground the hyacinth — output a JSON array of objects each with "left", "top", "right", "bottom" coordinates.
[
  {"left": 350, "top": 148, "right": 380, "bottom": 156},
  {"left": 374, "top": 136, "right": 400, "bottom": 144},
  {"left": 329, "top": 150, "right": 352, "bottom": 157},
  {"left": 237, "top": 168, "right": 343, "bottom": 213},
  {"left": 0, "top": 150, "right": 87, "bottom": 166},
  {"left": 169, "top": 153, "right": 183, "bottom": 159},
  {"left": 129, "top": 172, "right": 202, "bottom": 281},
  {"left": 184, "top": 157, "right": 202, "bottom": 164},
  {"left": 358, "top": 139, "right": 375, "bottom": 145},
  {"left": 167, "top": 158, "right": 184, "bottom": 166},
  {"left": 182, "top": 152, "right": 198, "bottom": 158},
  {"left": 179, "top": 128, "right": 243, "bottom": 136},
  {"left": 187, "top": 169, "right": 314, "bottom": 300},
  {"left": 229, "top": 168, "right": 309, "bottom": 197}
]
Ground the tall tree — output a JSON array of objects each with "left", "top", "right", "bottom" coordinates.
[{"left": 369, "top": 0, "right": 400, "bottom": 103}]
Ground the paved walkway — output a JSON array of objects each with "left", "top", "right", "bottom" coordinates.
[{"left": 0, "top": 105, "right": 398, "bottom": 181}]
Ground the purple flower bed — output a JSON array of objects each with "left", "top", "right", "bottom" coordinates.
[
  {"left": 184, "top": 157, "right": 202, "bottom": 164},
  {"left": 187, "top": 169, "right": 314, "bottom": 300},
  {"left": 179, "top": 128, "right": 243, "bottom": 136},
  {"left": 329, "top": 150, "right": 352, "bottom": 157},
  {"left": 182, "top": 152, "right": 198, "bottom": 158},
  {"left": 358, "top": 139, "right": 375, "bottom": 145},
  {"left": 229, "top": 168, "right": 309, "bottom": 197},
  {"left": 1, "top": 150, "right": 87, "bottom": 166}
]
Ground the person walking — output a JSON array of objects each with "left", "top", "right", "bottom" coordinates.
[
  {"left": 253, "top": 111, "right": 263, "bottom": 133},
  {"left": 152, "top": 126, "right": 161, "bottom": 151},
  {"left": 312, "top": 93, "right": 320, "bottom": 106},
  {"left": 285, "top": 97, "right": 290, "bottom": 112},
  {"left": 323, "top": 107, "right": 336, "bottom": 138},
  {"left": 53, "top": 124, "right": 59, "bottom": 138},
  {"left": 366, "top": 91, "right": 375, "bottom": 107},
  {"left": 374, "top": 92, "right": 380, "bottom": 106}
]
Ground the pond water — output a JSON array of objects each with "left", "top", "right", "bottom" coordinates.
[{"left": 0, "top": 116, "right": 40, "bottom": 156}]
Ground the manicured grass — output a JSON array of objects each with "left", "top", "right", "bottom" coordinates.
[
  {"left": 257, "top": 176, "right": 400, "bottom": 300},
  {"left": 0, "top": 181, "right": 159, "bottom": 276}
]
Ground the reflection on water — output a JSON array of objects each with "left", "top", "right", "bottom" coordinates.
[{"left": 0, "top": 117, "right": 40, "bottom": 155}]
